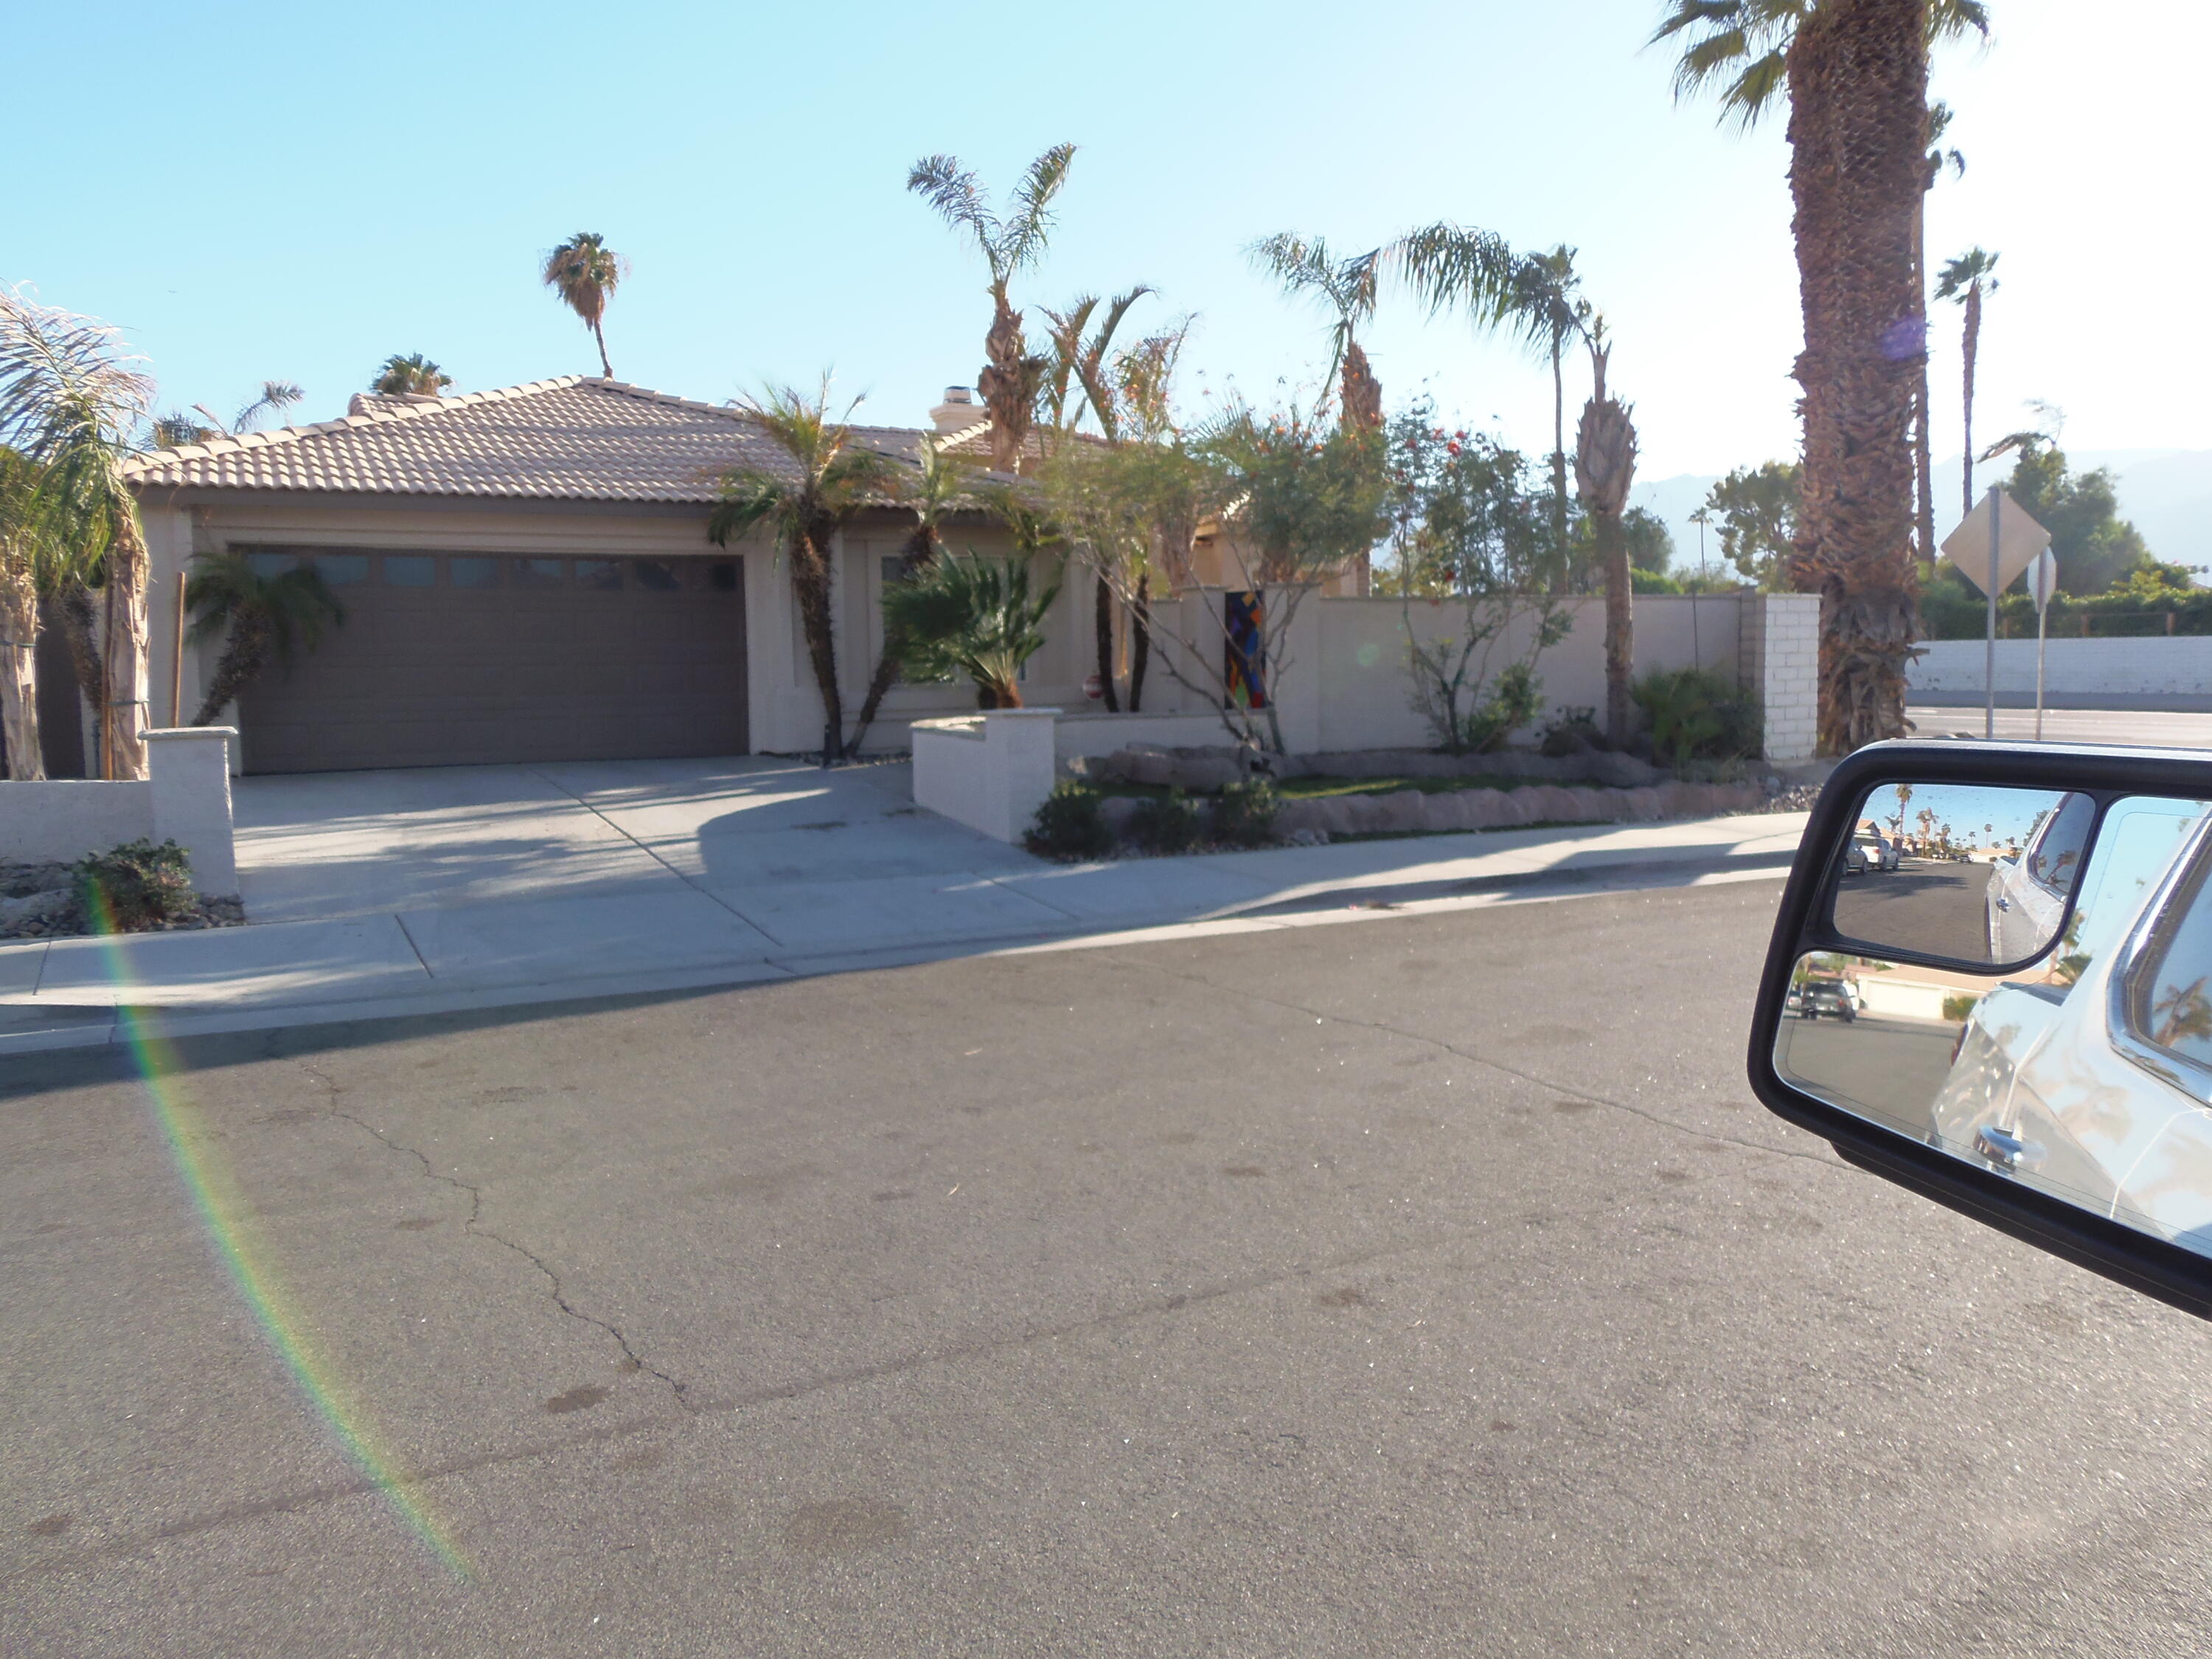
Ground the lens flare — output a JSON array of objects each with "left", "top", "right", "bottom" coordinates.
[{"left": 92, "top": 887, "right": 472, "bottom": 1578}]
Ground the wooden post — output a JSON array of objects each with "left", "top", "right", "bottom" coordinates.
[{"left": 170, "top": 569, "right": 187, "bottom": 726}]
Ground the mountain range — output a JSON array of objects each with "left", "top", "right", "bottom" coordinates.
[{"left": 1631, "top": 449, "right": 2212, "bottom": 582}]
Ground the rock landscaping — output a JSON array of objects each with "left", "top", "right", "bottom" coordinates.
[{"left": 0, "top": 860, "right": 248, "bottom": 942}]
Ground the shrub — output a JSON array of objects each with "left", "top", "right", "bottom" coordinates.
[
  {"left": 1941, "top": 992, "right": 1982, "bottom": 1023},
  {"left": 74, "top": 838, "right": 195, "bottom": 933},
  {"left": 1210, "top": 779, "right": 1280, "bottom": 847},
  {"left": 1026, "top": 782, "right": 1116, "bottom": 862},
  {"left": 1632, "top": 667, "right": 1761, "bottom": 770},
  {"left": 1539, "top": 704, "right": 1603, "bottom": 757},
  {"left": 1126, "top": 787, "right": 1203, "bottom": 855}
]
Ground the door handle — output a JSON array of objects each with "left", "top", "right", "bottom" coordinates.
[
  {"left": 1974, "top": 1124, "right": 2045, "bottom": 1172},
  {"left": 1993, "top": 896, "right": 2011, "bottom": 911}
]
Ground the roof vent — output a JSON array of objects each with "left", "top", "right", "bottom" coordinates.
[{"left": 929, "top": 385, "right": 981, "bottom": 434}]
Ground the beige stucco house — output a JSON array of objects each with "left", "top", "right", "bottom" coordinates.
[{"left": 114, "top": 376, "right": 1101, "bottom": 773}]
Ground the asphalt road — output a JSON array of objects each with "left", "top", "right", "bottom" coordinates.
[
  {"left": 1910, "top": 705, "right": 2212, "bottom": 750},
  {"left": 7, "top": 882, "right": 2212, "bottom": 1656},
  {"left": 1833, "top": 857, "right": 1995, "bottom": 962},
  {"left": 1776, "top": 1014, "right": 1964, "bottom": 1140}
]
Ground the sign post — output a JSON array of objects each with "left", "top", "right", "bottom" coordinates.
[
  {"left": 1940, "top": 487, "right": 2052, "bottom": 742},
  {"left": 2027, "top": 548, "right": 2059, "bottom": 741}
]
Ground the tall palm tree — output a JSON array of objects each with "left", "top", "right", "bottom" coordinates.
[
  {"left": 848, "top": 434, "right": 973, "bottom": 753},
  {"left": 0, "top": 447, "right": 66, "bottom": 777},
  {"left": 1248, "top": 233, "right": 1388, "bottom": 431},
  {"left": 184, "top": 552, "right": 346, "bottom": 726},
  {"left": 1935, "top": 246, "right": 2000, "bottom": 520},
  {"left": 1394, "top": 227, "right": 1584, "bottom": 588},
  {"left": 372, "top": 353, "right": 452, "bottom": 396},
  {"left": 542, "top": 232, "right": 629, "bottom": 379},
  {"left": 907, "top": 145, "right": 1077, "bottom": 474},
  {"left": 1913, "top": 102, "right": 1966, "bottom": 564},
  {"left": 1656, "top": 0, "right": 1991, "bottom": 754},
  {"left": 1573, "top": 325, "right": 1640, "bottom": 744},
  {"left": 709, "top": 380, "right": 900, "bottom": 765},
  {"left": 0, "top": 292, "right": 158, "bottom": 779}
]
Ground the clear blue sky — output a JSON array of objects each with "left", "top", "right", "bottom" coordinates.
[{"left": 10, "top": 0, "right": 2202, "bottom": 482}]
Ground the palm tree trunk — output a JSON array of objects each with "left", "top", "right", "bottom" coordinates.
[
  {"left": 0, "top": 570, "right": 44, "bottom": 780},
  {"left": 1092, "top": 573, "right": 1119, "bottom": 712},
  {"left": 791, "top": 527, "right": 844, "bottom": 764},
  {"left": 1960, "top": 282, "right": 1980, "bottom": 519},
  {"left": 591, "top": 319, "right": 613, "bottom": 380},
  {"left": 58, "top": 582, "right": 102, "bottom": 726},
  {"left": 102, "top": 522, "right": 152, "bottom": 779},
  {"left": 1785, "top": 0, "right": 1927, "bottom": 756},
  {"left": 1600, "top": 511, "right": 1633, "bottom": 745},
  {"left": 1128, "top": 571, "right": 1151, "bottom": 712},
  {"left": 1911, "top": 203, "right": 1937, "bottom": 563},
  {"left": 1550, "top": 340, "right": 1570, "bottom": 595},
  {"left": 193, "top": 608, "right": 272, "bottom": 727},
  {"left": 978, "top": 293, "right": 1029, "bottom": 474},
  {"left": 849, "top": 525, "right": 938, "bottom": 753}
]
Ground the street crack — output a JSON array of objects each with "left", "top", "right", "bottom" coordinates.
[{"left": 290, "top": 1055, "right": 693, "bottom": 1411}]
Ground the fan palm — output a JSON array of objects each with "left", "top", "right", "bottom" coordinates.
[
  {"left": 1655, "top": 0, "right": 1991, "bottom": 754},
  {"left": 709, "top": 380, "right": 900, "bottom": 764},
  {"left": 1248, "top": 233, "right": 1387, "bottom": 431},
  {"left": 908, "top": 145, "right": 1077, "bottom": 473},
  {"left": 0, "top": 292, "right": 158, "bottom": 779},
  {"left": 542, "top": 233, "right": 628, "bottom": 379},
  {"left": 1935, "top": 246, "right": 2000, "bottom": 519},
  {"left": 1573, "top": 327, "right": 1641, "bottom": 743},
  {"left": 848, "top": 434, "right": 973, "bottom": 752},
  {"left": 372, "top": 353, "right": 452, "bottom": 396},
  {"left": 184, "top": 552, "right": 346, "bottom": 726},
  {"left": 880, "top": 552, "right": 1061, "bottom": 710}
]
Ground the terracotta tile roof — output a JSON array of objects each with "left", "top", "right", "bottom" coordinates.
[{"left": 122, "top": 376, "right": 1009, "bottom": 505}]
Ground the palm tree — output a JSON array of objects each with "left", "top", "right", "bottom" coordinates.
[
  {"left": 880, "top": 552, "right": 1061, "bottom": 710},
  {"left": 184, "top": 552, "right": 346, "bottom": 726},
  {"left": 1573, "top": 324, "right": 1639, "bottom": 743},
  {"left": 0, "top": 447, "right": 67, "bottom": 777},
  {"left": 1040, "top": 285, "right": 1154, "bottom": 712},
  {"left": 1935, "top": 247, "right": 2000, "bottom": 520},
  {"left": 1656, "top": 0, "right": 1990, "bottom": 754},
  {"left": 907, "top": 145, "right": 1077, "bottom": 474},
  {"left": 709, "top": 380, "right": 900, "bottom": 765},
  {"left": 848, "top": 434, "right": 973, "bottom": 753},
  {"left": 0, "top": 292, "right": 159, "bottom": 779},
  {"left": 151, "top": 380, "right": 305, "bottom": 449},
  {"left": 1913, "top": 102, "right": 1966, "bottom": 564},
  {"left": 1248, "top": 234, "right": 1389, "bottom": 431},
  {"left": 372, "top": 353, "right": 453, "bottom": 396},
  {"left": 1394, "top": 228, "right": 1585, "bottom": 589},
  {"left": 542, "top": 233, "right": 628, "bottom": 379}
]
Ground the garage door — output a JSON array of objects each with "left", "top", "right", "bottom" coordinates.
[{"left": 237, "top": 549, "right": 748, "bottom": 773}]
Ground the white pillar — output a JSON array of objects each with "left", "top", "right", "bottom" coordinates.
[
  {"left": 1742, "top": 594, "right": 1820, "bottom": 762},
  {"left": 145, "top": 726, "right": 238, "bottom": 897}
]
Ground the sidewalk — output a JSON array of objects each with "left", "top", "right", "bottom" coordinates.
[{"left": 0, "top": 801, "right": 1807, "bottom": 1054}]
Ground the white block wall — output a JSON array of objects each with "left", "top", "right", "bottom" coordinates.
[
  {"left": 1910, "top": 636, "right": 2212, "bottom": 701},
  {"left": 1741, "top": 594, "right": 1820, "bottom": 762}
]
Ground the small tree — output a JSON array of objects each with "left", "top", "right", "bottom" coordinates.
[
  {"left": 1065, "top": 405, "right": 1384, "bottom": 754},
  {"left": 1702, "top": 461, "right": 1803, "bottom": 590},
  {"left": 1573, "top": 327, "right": 1638, "bottom": 744},
  {"left": 1378, "top": 413, "right": 1570, "bottom": 754}
]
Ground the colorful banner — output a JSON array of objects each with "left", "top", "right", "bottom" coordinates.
[{"left": 1224, "top": 591, "right": 1266, "bottom": 709}]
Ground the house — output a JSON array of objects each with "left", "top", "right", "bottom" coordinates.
[{"left": 119, "top": 376, "right": 1080, "bottom": 773}]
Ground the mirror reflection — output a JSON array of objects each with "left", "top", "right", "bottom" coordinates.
[
  {"left": 1831, "top": 783, "right": 2094, "bottom": 968},
  {"left": 1781, "top": 796, "right": 2212, "bottom": 1256}
]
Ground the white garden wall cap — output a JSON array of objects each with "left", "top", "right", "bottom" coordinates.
[{"left": 122, "top": 377, "right": 1020, "bottom": 506}]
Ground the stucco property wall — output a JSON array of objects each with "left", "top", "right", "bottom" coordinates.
[
  {"left": 910, "top": 710, "right": 1058, "bottom": 843},
  {"left": 1909, "top": 636, "right": 2212, "bottom": 707},
  {"left": 0, "top": 728, "right": 239, "bottom": 894}
]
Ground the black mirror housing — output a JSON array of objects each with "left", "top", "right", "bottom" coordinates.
[{"left": 1750, "top": 739, "right": 2212, "bottom": 1323}]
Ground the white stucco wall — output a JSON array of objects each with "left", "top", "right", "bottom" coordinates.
[
  {"left": 1910, "top": 636, "right": 2212, "bottom": 703},
  {"left": 911, "top": 709, "right": 1060, "bottom": 843},
  {"left": 0, "top": 728, "right": 238, "bottom": 894}
]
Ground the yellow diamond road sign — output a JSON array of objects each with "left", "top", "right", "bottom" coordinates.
[{"left": 1941, "top": 490, "right": 2053, "bottom": 597}]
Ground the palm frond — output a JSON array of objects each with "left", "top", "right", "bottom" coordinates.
[
  {"left": 1002, "top": 142, "right": 1077, "bottom": 275},
  {"left": 906, "top": 155, "right": 998, "bottom": 255},
  {"left": 235, "top": 380, "right": 303, "bottom": 433},
  {"left": 1934, "top": 246, "right": 2000, "bottom": 301},
  {"left": 1386, "top": 223, "right": 1519, "bottom": 326}
]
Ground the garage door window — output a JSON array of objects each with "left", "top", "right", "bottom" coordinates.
[
  {"left": 633, "top": 559, "right": 680, "bottom": 591},
  {"left": 516, "top": 558, "right": 566, "bottom": 588},
  {"left": 246, "top": 552, "right": 298, "bottom": 578},
  {"left": 450, "top": 557, "right": 500, "bottom": 588},
  {"left": 708, "top": 561, "right": 738, "bottom": 592},
  {"left": 578, "top": 559, "right": 622, "bottom": 591},
  {"left": 313, "top": 553, "right": 370, "bottom": 586},
  {"left": 383, "top": 555, "right": 437, "bottom": 587}
]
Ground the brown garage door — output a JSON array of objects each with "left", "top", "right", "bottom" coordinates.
[{"left": 237, "top": 549, "right": 748, "bottom": 773}]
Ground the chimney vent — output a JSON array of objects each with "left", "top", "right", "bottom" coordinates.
[{"left": 929, "top": 385, "right": 981, "bottom": 434}]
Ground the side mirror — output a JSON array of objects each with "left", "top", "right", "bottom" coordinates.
[{"left": 1750, "top": 740, "right": 2212, "bottom": 1320}]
